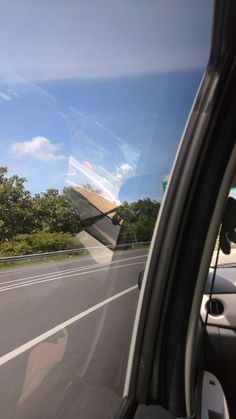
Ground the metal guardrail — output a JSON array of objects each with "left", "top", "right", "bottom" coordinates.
[{"left": 0, "top": 241, "right": 151, "bottom": 264}]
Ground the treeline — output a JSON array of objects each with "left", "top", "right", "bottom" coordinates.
[
  {"left": 0, "top": 167, "right": 160, "bottom": 256},
  {"left": 0, "top": 167, "right": 80, "bottom": 255},
  {"left": 113, "top": 199, "right": 160, "bottom": 244}
]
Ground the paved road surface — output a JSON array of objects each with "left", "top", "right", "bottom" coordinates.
[
  {"left": 0, "top": 246, "right": 234, "bottom": 419},
  {"left": 0, "top": 249, "right": 149, "bottom": 419}
]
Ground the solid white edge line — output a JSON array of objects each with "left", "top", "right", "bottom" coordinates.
[
  {"left": 0, "top": 261, "right": 146, "bottom": 292},
  {"left": 0, "top": 249, "right": 148, "bottom": 277},
  {"left": 0, "top": 254, "right": 147, "bottom": 287},
  {"left": 0, "top": 253, "right": 107, "bottom": 276},
  {"left": 0, "top": 285, "right": 138, "bottom": 367}
]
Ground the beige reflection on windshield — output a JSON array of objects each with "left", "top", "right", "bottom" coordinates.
[{"left": 18, "top": 329, "right": 68, "bottom": 405}]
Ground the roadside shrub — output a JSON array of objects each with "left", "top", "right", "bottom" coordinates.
[
  {"left": 65, "top": 236, "right": 83, "bottom": 249},
  {"left": 0, "top": 232, "right": 73, "bottom": 256}
]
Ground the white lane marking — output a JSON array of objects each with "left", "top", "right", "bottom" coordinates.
[
  {"left": 0, "top": 254, "right": 147, "bottom": 287},
  {"left": 0, "top": 261, "right": 146, "bottom": 292},
  {"left": 0, "top": 285, "right": 138, "bottom": 367},
  {"left": 0, "top": 250, "right": 148, "bottom": 277},
  {"left": 0, "top": 262, "right": 96, "bottom": 285},
  {"left": 0, "top": 254, "right": 106, "bottom": 277},
  {"left": 0, "top": 256, "right": 101, "bottom": 276}
]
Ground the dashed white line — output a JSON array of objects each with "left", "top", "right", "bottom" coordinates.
[{"left": 0, "top": 285, "right": 138, "bottom": 367}]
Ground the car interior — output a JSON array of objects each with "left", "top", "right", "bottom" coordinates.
[
  {"left": 200, "top": 181, "right": 236, "bottom": 419},
  {"left": 115, "top": 2, "right": 236, "bottom": 418}
]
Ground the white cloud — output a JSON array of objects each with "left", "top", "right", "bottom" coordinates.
[
  {"left": 0, "top": 91, "right": 11, "bottom": 101},
  {"left": 11, "top": 136, "right": 66, "bottom": 162}
]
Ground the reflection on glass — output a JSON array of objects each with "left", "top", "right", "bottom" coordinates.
[
  {"left": 18, "top": 329, "right": 68, "bottom": 405},
  {"left": 0, "top": 0, "right": 213, "bottom": 418}
]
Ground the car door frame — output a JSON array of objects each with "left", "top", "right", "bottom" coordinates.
[{"left": 115, "top": 1, "right": 236, "bottom": 417}]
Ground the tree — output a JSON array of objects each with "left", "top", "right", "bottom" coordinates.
[
  {"left": 0, "top": 167, "right": 35, "bottom": 241},
  {"left": 113, "top": 198, "right": 160, "bottom": 243},
  {"left": 32, "top": 188, "right": 81, "bottom": 234},
  {"left": 0, "top": 167, "right": 82, "bottom": 245}
]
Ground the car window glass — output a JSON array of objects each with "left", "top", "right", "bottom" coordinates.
[{"left": 0, "top": 1, "right": 213, "bottom": 418}]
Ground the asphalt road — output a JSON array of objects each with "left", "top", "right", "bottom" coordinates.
[
  {"left": 1, "top": 246, "right": 234, "bottom": 419},
  {"left": 0, "top": 248, "right": 148, "bottom": 419}
]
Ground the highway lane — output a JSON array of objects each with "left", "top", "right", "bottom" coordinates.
[
  {"left": 0, "top": 248, "right": 148, "bottom": 278},
  {"left": 0, "top": 250, "right": 147, "bottom": 287},
  {"left": 0, "top": 291, "right": 138, "bottom": 419},
  {"left": 0, "top": 247, "right": 234, "bottom": 418},
  {"left": 0, "top": 249, "right": 148, "bottom": 419},
  {"left": 0, "top": 258, "right": 146, "bottom": 357}
]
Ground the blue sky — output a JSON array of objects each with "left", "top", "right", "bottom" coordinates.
[{"left": 0, "top": 0, "right": 213, "bottom": 203}]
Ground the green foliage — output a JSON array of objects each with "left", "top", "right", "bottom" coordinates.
[
  {"left": 65, "top": 235, "right": 84, "bottom": 249},
  {"left": 0, "top": 168, "right": 82, "bottom": 255},
  {"left": 0, "top": 168, "right": 81, "bottom": 242},
  {"left": 0, "top": 232, "right": 73, "bottom": 256},
  {"left": 32, "top": 188, "right": 80, "bottom": 234},
  {"left": 113, "top": 198, "right": 160, "bottom": 244},
  {"left": 0, "top": 167, "right": 35, "bottom": 241},
  {"left": 0, "top": 167, "right": 160, "bottom": 256}
]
